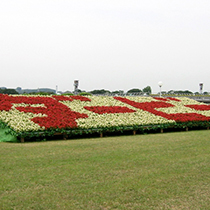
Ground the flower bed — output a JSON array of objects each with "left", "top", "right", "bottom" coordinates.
[{"left": 0, "top": 94, "right": 210, "bottom": 141}]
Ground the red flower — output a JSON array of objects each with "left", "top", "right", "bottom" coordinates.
[
  {"left": 84, "top": 106, "right": 136, "bottom": 114},
  {"left": 154, "top": 97, "right": 181, "bottom": 102},
  {"left": 153, "top": 97, "right": 168, "bottom": 101},
  {"left": 52, "top": 95, "right": 91, "bottom": 102},
  {"left": 185, "top": 104, "right": 210, "bottom": 111},
  {"left": 70, "top": 95, "right": 91, "bottom": 101},
  {"left": 167, "top": 97, "right": 181, "bottom": 102},
  {"left": 52, "top": 95, "right": 73, "bottom": 101}
]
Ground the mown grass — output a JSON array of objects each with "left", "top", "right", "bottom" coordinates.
[{"left": 1, "top": 130, "right": 210, "bottom": 210}]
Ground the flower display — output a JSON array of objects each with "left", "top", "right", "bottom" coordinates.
[{"left": 0, "top": 94, "right": 210, "bottom": 137}]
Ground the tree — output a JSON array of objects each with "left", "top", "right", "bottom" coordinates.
[
  {"left": 16, "top": 87, "right": 22, "bottom": 94},
  {"left": 111, "top": 90, "right": 124, "bottom": 95},
  {"left": 0, "top": 88, "right": 18, "bottom": 94},
  {"left": 90, "top": 89, "right": 111, "bottom": 95},
  {"left": 173, "top": 90, "right": 193, "bottom": 94},
  {"left": 127, "top": 88, "right": 142, "bottom": 95},
  {"left": 167, "top": 90, "right": 193, "bottom": 95},
  {"left": 167, "top": 90, "right": 175, "bottom": 94},
  {"left": 29, "top": 92, "right": 55, "bottom": 95},
  {"left": 143, "top": 86, "right": 152, "bottom": 95}
]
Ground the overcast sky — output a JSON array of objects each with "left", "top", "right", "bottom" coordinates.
[{"left": 1, "top": 0, "right": 210, "bottom": 93}]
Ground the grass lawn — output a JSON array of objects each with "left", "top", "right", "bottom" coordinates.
[{"left": 1, "top": 130, "right": 210, "bottom": 210}]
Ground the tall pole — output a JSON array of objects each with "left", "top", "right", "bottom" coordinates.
[
  {"left": 158, "top": 81, "right": 163, "bottom": 97},
  {"left": 159, "top": 86, "right": 161, "bottom": 97},
  {"left": 56, "top": 85, "right": 58, "bottom": 94}
]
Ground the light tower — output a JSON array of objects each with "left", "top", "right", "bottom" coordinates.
[
  {"left": 199, "top": 83, "right": 203, "bottom": 94},
  {"left": 74, "top": 80, "right": 79, "bottom": 95}
]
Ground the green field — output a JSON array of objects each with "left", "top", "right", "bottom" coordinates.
[{"left": 1, "top": 130, "right": 210, "bottom": 209}]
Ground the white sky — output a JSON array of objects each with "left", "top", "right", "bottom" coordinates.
[{"left": 0, "top": 0, "right": 210, "bottom": 93}]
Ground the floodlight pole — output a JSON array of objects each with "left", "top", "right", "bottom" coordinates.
[{"left": 158, "top": 81, "right": 163, "bottom": 97}]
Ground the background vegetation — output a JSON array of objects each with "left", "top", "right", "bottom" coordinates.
[{"left": 2, "top": 86, "right": 210, "bottom": 96}]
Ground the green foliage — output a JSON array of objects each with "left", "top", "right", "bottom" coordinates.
[
  {"left": 143, "top": 86, "right": 152, "bottom": 95},
  {"left": 167, "top": 90, "right": 193, "bottom": 94},
  {"left": 79, "top": 92, "right": 92, "bottom": 96},
  {"left": 90, "top": 89, "right": 111, "bottom": 94},
  {"left": 0, "top": 88, "right": 18, "bottom": 94},
  {"left": 27, "top": 92, "right": 55, "bottom": 95},
  {"left": 127, "top": 88, "right": 142, "bottom": 94},
  {"left": 61, "top": 93, "right": 74, "bottom": 96},
  {"left": 0, "top": 122, "right": 18, "bottom": 142},
  {"left": 6, "top": 120, "right": 210, "bottom": 142},
  {"left": 111, "top": 90, "right": 124, "bottom": 95}
]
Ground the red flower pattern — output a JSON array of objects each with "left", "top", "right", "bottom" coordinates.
[
  {"left": 70, "top": 95, "right": 91, "bottom": 101},
  {"left": 154, "top": 97, "right": 181, "bottom": 102},
  {"left": 114, "top": 97, "right": 210, "bottom": 122},
  {"left": 84, "top": 106, "right": 136, "bottom": 114},
  {"left": 52, "top": 95, "right": 73, "bottom": 101},
  {"left": 185, "top": 104, "right": 210, "bottom": 111}
]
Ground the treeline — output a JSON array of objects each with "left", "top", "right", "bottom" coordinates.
[
  {"left": 0, "top": 87, "right": 209, "bottom": 95},
  {"left": 162, "top": 90, "right": 209, "bottom": 95},
  {"left": 0, "top": 88, "right": 54, "bottom": 95},
  {"left": 0, "top": 86, "right": 152, "bottom": 95},
  {"left": 0, "top": 88, "right": 18, "bottom": 94},
  {"left": 78, "top": 86, "right": 152, "bottom": 95}
]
